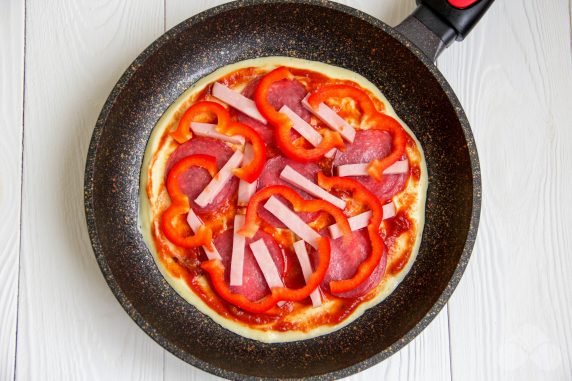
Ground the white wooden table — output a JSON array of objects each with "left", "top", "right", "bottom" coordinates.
[{"left": 2, "top": 0, "right": 571, "bottom": 379}]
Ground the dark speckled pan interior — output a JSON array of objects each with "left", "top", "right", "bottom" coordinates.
[{"left": 84, "top": 0, "right": 481, "bottom": 379}]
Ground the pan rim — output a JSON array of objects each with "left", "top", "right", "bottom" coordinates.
[{"left": 83, "top": 0, "right": 482, "bottom": 379}]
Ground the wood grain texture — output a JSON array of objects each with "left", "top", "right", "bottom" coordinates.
[
  {"left": 10, "top": 0, "right": 572, "bottom": 380},
  {"left": 16, "top": 1, "right": 165, "bottom": 380},
  {"left": 0, "top": 1, "right": 24, "bottom": 380},
  {"left": 438, "top": 0, "right": 572, "bottom": 380},
  {"left": 163, "top": 1, "right": 452, "bottom": 380}
]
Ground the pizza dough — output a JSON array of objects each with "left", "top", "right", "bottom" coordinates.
[{"left": 139, "top": 57, "right": 428, "bottom": 343}]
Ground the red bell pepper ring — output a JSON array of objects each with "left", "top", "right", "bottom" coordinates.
[
  {"left": 161, "top": 154, "right": 217, "bottom": 248},
  {"left": 308, "top": 84, "right": 408, "bottom": 181},
  {"left": 307, "top": 84, "right": 378, "bottom": 116},
  {"left": 317, "top": 173, "right": 387, "bottom": 294},
  {"left": 366, "top": 113, "right": 407, "bottom": 181},
  {"left": 201, "top": 237, "right": 331, "bottom": 314},
  {"left": 171, "top": 101, "right": 230, "bottom": 144},
  {"left": 216, "top": 121, "right": 266, "bottom": 183},
  {"left": 253, "top": 67, "right": 294, "bottom": 126},
  {"left": 254, "top": 67, "right": 344, "bottom": 162},
  {"left": 238, "top": 185, "right": 352, "bottom": 245}
]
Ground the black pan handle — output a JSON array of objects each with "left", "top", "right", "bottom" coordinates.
[{"left": 395, "top": 0, "right": 494, "bottom": 62}]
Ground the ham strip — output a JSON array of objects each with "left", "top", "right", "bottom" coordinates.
[
  {"left": 195, "top": 149, "right": 244, "bottom": 208},
  {"left": 279, "top": 105, "right": 335, "bottom": 159},
  {"left": 328, "top": 202, "right": 397, "bottom": 239},
  {"left": 337, "top": 159, "right": 409, "bottom": 177},
  {"left": 302, "top": 94, "right": 356, "bottom": 143},
  {"left": 382, "top": 201, "right": 396, "bottom": 220},
  {"left": 336, "top": 163, "right": 368, "bottom": 177},
  {"left": 279, "top": 105, "right": 322, "bottom": 146},
  {"left": 237, "top": 179, "right": 258, "bottom": 206},
  {"left": 293, "top": 240, "right": 322, "bottom": 307},
  {"left": 383, "top": 159, "right": 409, "bottom": 175},
  {"left": 186, "top": 209, "right": 222, "bottom": 260},
  {"left": 263, "top": 196, "right": 322, "bottom": 249},
  {"left": 325, "top": 148, "right": 337, "bottom": 159},
  {"left": 249, "top": 239, "right": 284, "bottom": 289},
  {"left": 190, "top": 122, "right": 245, "bottom": 145},
  {"left": 212, "top": 82, "right": 267, "bottom": 124},
  {"left": 214, "top": 229, "right": 284, "bottom": 302},
  {"left": 329, "top": 211, "right": 372, "bottom": 240},
  {"left": 230, "top": 215, "right": 246, "bottom": 286},
  {"left": 237, "top": 144, "right": 257, "bottom": 206},
  {"left": 280, "top": 165, "right": 346, "bottom": 210}
]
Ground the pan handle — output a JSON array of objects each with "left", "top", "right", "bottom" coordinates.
[{"left": 395, "top": 0, "right": 494, "bottom": 62}]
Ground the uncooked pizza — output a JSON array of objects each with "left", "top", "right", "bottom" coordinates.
[{"left": 140, "top": 57, "right": 427, "bottom": 343}]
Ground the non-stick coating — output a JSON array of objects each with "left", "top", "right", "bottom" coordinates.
[{"left": 84, "top": 1, "right": 480, "bottom": 379}]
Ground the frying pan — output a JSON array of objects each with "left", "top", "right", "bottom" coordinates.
[{"left": 84, "top": 0, "right": 491, "bottom": 379}]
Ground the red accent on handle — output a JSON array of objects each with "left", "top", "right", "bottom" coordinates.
[{"left": 447, "top": 0, "right": 479, "bottom": 9}]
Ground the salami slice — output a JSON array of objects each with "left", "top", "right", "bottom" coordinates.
[
  {"left": 235, "top": 114, "right": 274, "bottom": 148},
  {"left": 256, "top": 156, "right": 321, "bottom": 227},
  {"left": 166, "top": 136, "right": 233, "bottom": 171},
  {"left": 311, "top": 229, "right": 386, "bottom": 298},
  {"left": 236, "top": 78, "right": 310, "bottom": 148},
  {"left": 266, "top": 79, "right": 312, "bottom": 122},
  {"left": 214, "top": 228, "right": 285, "bottom": 302},
  {"left": 333, "top": 129, "right": 407, "bottom": 202},
  {"left": 166, "top": 137, "right": 238, "bottom": 213}
]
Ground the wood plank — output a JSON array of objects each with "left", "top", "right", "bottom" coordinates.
[
  {"left": 0, "top": 1, "right": 25, "bottom": 380},
  {"left": 353, "top": 308, "right": 451, "bottom": 381},
  {"left": 439, "top": 0, "right": 572, "bottom": 379},
  {"left": 163, "top": 1, "right": 451, "bottom": 380},
  {"left": 16, "top": 1, "right": 165, "bottom": 379}
]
